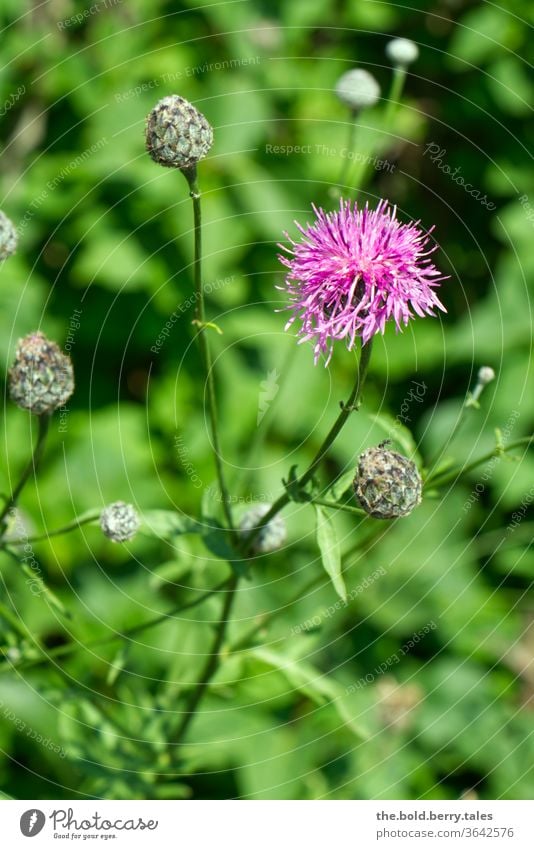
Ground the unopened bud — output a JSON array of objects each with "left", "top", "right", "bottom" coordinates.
[
  {"left": 354, "top": 445, "right": 422, "bottom": 519},
  {"left": 467, "top": 366, "right": 496, "bottom": 407},
  {"left": 335, "top": 69, "right": 381, "bottom": 111},
  {"left": 9, "top": 332, "right": 74, "bottom": 415},
  {"left": 100, "top": 501, "right": 140, "bottom": 543},
  {"left": 0, "top": 210, "right": 18, "bottom": 260},
  {"left": 239, "top": 503, "right": 287, "bottom": 554},
  {"left": 477, "top": 366, "right": 495, "bottom": 386},
  {"left": 145, "top": 95, "right": 213, "bottom": 171},
  {"left": 386, "top": 38, "right": 419, "bottom": 67}
]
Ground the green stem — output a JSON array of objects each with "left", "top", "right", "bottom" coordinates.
[
  {"left": 2, "top": 511, "right": 100, "bottom": 546},
  {"left": 185, "top": 171, "right": 234, "bottom": 531},
  {"left": 240, "top": 339, "right": 373, "bottom": 555},
  {"left": 229, "top": 573, "right": 325, "bottom": 654},
  {"left": 0, "top": 413, "right": 50, "bottom": 531},
  {"left": 352, "top": 66, "right": 406, "bottom": 197},
  {"left": 383, "top": 66, "right": 407, "bottom": 132},
  {"left": 330, "top": 111, "right": 358, "bottom": 198},
  {"left": 0, "top": 578, "right": 233, "bottom": 676},
  {"left": 307, "top": 497, "right": 366, "bottom": 517},
  {"left": 231, "top": 519, "right": 389, "bottom": 654},
  {"left": 426, "top": 374, "right": 495, "bottom": 477},
  {"left": 170, "top": 573, "right": 239, "bottom": 748},
  {"left": 425, "top": 435, "right": 534, "bottom": 490}
]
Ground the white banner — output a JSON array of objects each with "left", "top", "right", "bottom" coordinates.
[{"left": 1, "top": 800, "right": 533, "bottom": 848}]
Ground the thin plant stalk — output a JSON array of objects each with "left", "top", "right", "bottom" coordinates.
[
  {"left": 0, "top": 577, "right": 234, "bottom": 676},
  {"left": 170, "top": 572, "right": 239, "bottom": 749},
  {"left": 383, "top": 66, "right": 407, "bottom": 132},
  {"left": 352, "top": 66, "right": 406, "bottom": 197},
  {"left": 240, "top": 339, "right": 373, "bottom": 554},
  {"left": 331, "top": 111, "right": 358, "bottom": 198},
  {"left": 425, "top": 435, "right": 534, "bottom": 489},
  {"left": 2, "top": 510, "right": 100, "bottom": 546},
  {"left": 185, "top": 171, "right": 234, "bottom": 532},
  {"left": 0, "top": 413, "right": 50, "bottom": 531}
]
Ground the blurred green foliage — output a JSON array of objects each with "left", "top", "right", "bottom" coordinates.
[{"left": 0, "top": 0, "right": 532, "bottom": 800}]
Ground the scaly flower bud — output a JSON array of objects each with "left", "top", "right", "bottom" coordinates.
[
  {"left": 0, "top": 210, "right": 18, "bottom": 260},
  {"left": 100, "top": 501, "right": 140, "bottom": 543},
  {"left": 239, "top": 503, "right": 287, "bottom": 554},
  {"left": 9, "top": 332, "right": 74, "bottom": 415},
  {"left": 145, "top": 95, "right": 213, "bottom": 171},
  {"left": 354, "top": 444, "right": 422, "bottom": 519},
  {"left": 335, "top": 69, "right": 381, "bottom": 111},
  {"left": 386, "top": 38, "right": 419, "bottom": 67}
]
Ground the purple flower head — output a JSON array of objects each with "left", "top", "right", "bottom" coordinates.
[{"left": 278, "top": 199, "right": 447, "bottom": 365}]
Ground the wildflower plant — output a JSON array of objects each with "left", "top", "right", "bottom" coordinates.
[{"left": 0, "top": 31, "right": 531, "bottom": 802}]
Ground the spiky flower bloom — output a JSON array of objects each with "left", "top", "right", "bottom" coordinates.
[
  {"left": 100, "top": 501, "right": 140, "bottom": 543},
  {"left": 145, "top": 95, "right": 213, "bottom": 171},
  {"left": 335, "top": 69, "right": 380, "bottom": 110},
  {"left": 386, "top": 38, "right": 419, "bottom": 67},
  {"left": 354, "top": 445, "right": 422, "bottom": 519},
  {"left": 0, "top": 210, "right": 18, "bottom": 260},
  {"left": 239, "top": 503, "right": 287, "bottom": 554},
  {"left": 278, "top": 199, "right": 446, "bottom": 365},
  {"left": 9, "top": 332, "right": 74, "bottom": 415}
]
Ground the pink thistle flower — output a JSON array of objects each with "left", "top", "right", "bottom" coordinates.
[{"left": 278, "top": 199, "right": 447, "bottom": 365}]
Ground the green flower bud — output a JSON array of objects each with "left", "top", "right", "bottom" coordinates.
[
  {"left": 145, "top": 95, "right": 213, "bottom": 171},
  {"left": 100, "top": 501, "right": 140, "bottom": 543},
  {"left": 354, "top": 445, "right": 422, "bottom": 519},
  {"left": 9, "top": 332, "right": 74, "bottom": 415}
]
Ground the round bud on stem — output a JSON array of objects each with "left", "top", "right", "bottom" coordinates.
[
  {"left": 100, "top": 501, "right": 140, "bottom": 543},
  {"left": 477, "top": 366, "right": 495, "bottom": 386},
  {"left": 145, "top": 95, "right": 213, "bottom": 171},
  {"left": 386, "top": 38, "right": 419, "bottom": 67},
  {"left": 354, "top": 445, "right": 422, "bottom": 519},
  {"left": 335, "top": 69, "right": 381, "bottom": 111},
  {"left": 0, "top": 210, "right": 18, "bottom": 260},
  {"left": 9, "top": 332, "right": 74, "bottom": 415},
  {"left": 239, "top": 503, "right": 287, "bottom": 554}
]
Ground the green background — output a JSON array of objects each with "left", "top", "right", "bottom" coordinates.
[{"left": 0, "top": 0, "right": 532, "bottom": 800}]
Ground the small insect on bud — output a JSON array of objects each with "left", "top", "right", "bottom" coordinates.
[
  {"left": 9, "top": 332, "right": 74, "bottom": 415},
  {"left": 0, "top": 210, "right": 18, "bottom": 260},
  {"left": 145, "top": 94, "right": 213, "bottom": 171},
  {"left": 239, "top": 503, "right": 287, "bottom": 554},
  {"left": 335, "top": 69, "right": 381, "bottom": 111},
  {"left": 385, "top": 38, "right": 419, "bottom": 68},
  {"left": 477, "top": 366, "right": 496, "bottom": 386},
  {"left": 100, "top": 501, "right": 140, "bottom": 543},
  {"left": 353, "top": 443, "right": 422, "bottom": 519}
]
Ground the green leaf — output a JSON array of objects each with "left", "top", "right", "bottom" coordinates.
[
  {"left": 314, "top": 505, "right": 346, "bottom": 602},
  {"left": 247, "top": 647, "right": 368, "bottom": 740},
  {"left": 106, "top": 645, "right": 129, "bottom": 686},
  {"left": 327, "top": 467, "right": 356, "bottom": 501}
]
